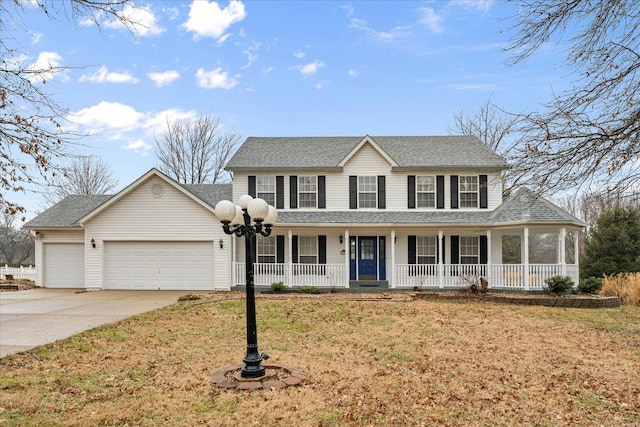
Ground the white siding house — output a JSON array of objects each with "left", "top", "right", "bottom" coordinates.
[{"left": 24, "top": 135, "right": 585, "bottom": 291}]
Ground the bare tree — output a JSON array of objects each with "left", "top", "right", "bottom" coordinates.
[
  {"left": 1, "top": 0, "right": 145, "bottom": 217},
  {"left": 450, "top": 97, "right": 524, "bottom": 196},
  {"left": 0, "top": 205, "right": 34, "bottom": 266},
  {"left": 42, "top": 156, "right": 119, "bottom": 206},
  {"left": 504, "top": 0, "right": 640, "bottom": 197},
  {"left": 154, "top": 115, "right": 240, "bottom": 184}
]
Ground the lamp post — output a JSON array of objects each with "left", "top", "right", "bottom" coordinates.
[{"left": 214, "top": 195, "right": 278, "bottom": 378}]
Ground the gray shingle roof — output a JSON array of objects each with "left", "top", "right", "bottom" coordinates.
[
  {"left": 490, "top": 188, "right": 585, "bottom": 225},
  {"left": 181, "top": 183, "right": 232, "bottom": 208},
  {"left": 225, "top": 135, "right": 509, "bottom": 170},
  {"left": 277, "top": 210, "right": 494, "bottom": 225},
  {"left": 23, "top": 195, "right": 112, "bottom": 229}
]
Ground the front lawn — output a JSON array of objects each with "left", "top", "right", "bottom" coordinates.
[{"left": 1, "top": 293, "right": 639, "bottom": 426}]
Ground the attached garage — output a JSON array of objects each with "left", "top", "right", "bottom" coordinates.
[
  {"left": 43, "top": 243, "right": 85, "bottom": 288},
  {"left": 104, "top": 241, "right": 215, "bottom": 290}
]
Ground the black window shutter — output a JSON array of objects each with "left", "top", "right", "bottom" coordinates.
[
  {"left": 377, "top": 176, "right": 386, "bottom": 209},
  {"left": 292, "top": 235, "right": 298, "bottom": 263},
  {"left": 408, "top": 235, "right": 416, "bottom": 264},
  {"left": 289, "top": 176, "right": 298, "bottom": 209},
  {"left": 408, "top": 175, "right": 416, "bottom": 209},
  {"left": 349, "top": 176, "right": 357, "bottom": 209},
  {"left": 318, "top": 235, "right": 326, "bottom": 264},
  {"left": 276, "top": 176, "right": 284, "bottom": 209},
  {"left": 479, "top": 174, "right": 488, "bottom": 209},
  {"left": 436, "top": 175, "right": 445, "bottom": 209},
  {"left": 480, "top": 235, "right": 488, "bottom": 264},
  {"left": 318, "top": 176, "right": 326, "bottom": 209},
  {"left": 450, "top": 236, "right": 460, "bottom": 264},
  {"left": 276, "top": 235, "right": 285, "bottom": 264},
  {"left": 248, "top": 176, "right": 256, "bottom": 197},
  {"left": 450, "top": 175, "right": 459, "bottom": 209}
]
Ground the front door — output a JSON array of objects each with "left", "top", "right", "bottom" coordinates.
[{"left": 358, "top": 236, "right": 377, "bottom": 280}]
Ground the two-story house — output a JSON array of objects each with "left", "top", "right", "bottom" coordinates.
[{"left": 24, "top": 135, "right": 584, "bottom": 292}]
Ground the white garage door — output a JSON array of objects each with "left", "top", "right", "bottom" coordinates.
[
  {"left": 43, "top": 243, "right": 85, "bottom": 288},
  {"left": 105, "top": 241, "right": 214, "bottom": 290}
]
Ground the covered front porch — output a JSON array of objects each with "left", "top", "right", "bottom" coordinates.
[{"left": 229, "top": 226, "right": 581, "bottom": 291}]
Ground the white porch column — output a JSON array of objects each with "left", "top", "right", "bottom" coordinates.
[
  {"left": 524, "top": 227, "right": 530, "bottom": 291},
  {"left": 438, "top": 229, "right": 444, "bottom": 289},
  {"left": 560, "top": 227, "right": 567, "bottom": 276},
  {"left": 574, "top": 229, "right": 580, "bottom": 281},
  {"left": 287, "top": 229, "right": 293, "bottom": 288},
  {"left": 486, "top": 229, "right": 492, "bottom": 288},
  {"left": 391, "top": 229, "right": 396, "bottom": 289},
  {"left": 344, "top": 229, "right": 350, "bottom": 287},
  {"left": 231, "top": 235, "right": 236, "bottom": 287}
]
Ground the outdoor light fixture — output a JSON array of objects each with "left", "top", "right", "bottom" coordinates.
[
  {"left": 339, "top": 235, "right": 343, "bottom": 244},
  {"left": 214, "top": 195, "right": 277, "bottom": 378},
  {"left": 219, "top": 239, "right": 224, "bottom": 249},
  {"left": 91, "top": 238, "right": 96, "bottom": 248}
]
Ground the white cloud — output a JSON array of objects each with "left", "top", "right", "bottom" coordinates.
[
  {"left": 448, "top": 0, "right": 495, "bottom": 13},
  {"left": 147, "top": 70, "right": 180, "bottom": 87},
  {"left": 195, "top": 67, "right": 239, "bottom": 89},
  {"left": 293, "top": 49, "right": 306, "bottom": 59},
  {"left": 348, "top": 18, "right": 411, "bottom": 42},
  {"left": 294, "top": 60, "right": 325, "bottom": 78},
  {"left": 123, "top": 139, "right": 153, "bottom": 155},
  {"left": 340, "top": 4, "right": 354, "bottom": 17},
  {"left": 314, "top": 80, "right": 329, "bottom": 90},
  {"left": 79, "top": 65, "right": 139, "bottom": 84},
  {"left": 262, "top": 66, "right": 274, "bottom": 74},
  {"left": 143, "top": 108, "right": 198, "bottom": 132},
  {"left": 182, "top": 0, "right": 246, "bottom": 40},
  {"left": 31, "top": 32, "right": 42, "bottom": 44},
  {"left": 103, "top": 4, "right": 164, "bottom": 37},
  {"left": 418, "top": 7, "right": 444, "bottom": 34},
  {"left": 348, "top": 69, "right": 359, "bottom": 77},
  {"left": 241, "top": 40, "right": 261, "bottom": 69},
  {"left": 26, "top": 51, "right": 63, "bottom": 83},
  {"left": 70, "top": 101, "right": 145, "bottom": 131}
]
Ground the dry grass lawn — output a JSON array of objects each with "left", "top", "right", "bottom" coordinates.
[{"left": 1, "top": 292, "right": 639, "bottom": 426}]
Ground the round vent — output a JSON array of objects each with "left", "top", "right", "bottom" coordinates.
[{"left": 151, "top": 183, "right": 164, "bottom": 197}]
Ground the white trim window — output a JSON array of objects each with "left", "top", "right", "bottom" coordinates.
[
  {"left": 459, "top": 176, "right": 478, "bottom": 208},
  {"left": 460, "top": 236, "right": 479, "bottom": 264},
  {"left": 298, "top": 176, "right": 317, "bottom": 208},
  {"left": 298, "top": 236, "right": 318, "bottom": 264},
  {"left": 416, "top": 176, "right": 436, "bottom": 208},
  {"left": 417, "top": 236, "right": 437, "bottom": 264},
  {"left": 358, "top": 176, "right": 377, "bottom": 208},
  {"left": 257, "top": 235, "right": 276, "bottom": 263},
  {"left": 257, "top": 176, "right": 276, "bottom": 206}
]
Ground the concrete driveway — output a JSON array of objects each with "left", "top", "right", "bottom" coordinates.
[{"left": 0, "top": 288, "right": 192, "bottom": 358}]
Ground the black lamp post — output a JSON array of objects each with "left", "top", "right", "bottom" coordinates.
[{"left": 214, "top": 195, "right": 278, "bottom": 378}]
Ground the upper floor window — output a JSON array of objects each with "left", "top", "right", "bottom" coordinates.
[
  {"left": 358, "top": 176, "right": 377, "bottom": 208},
  {"left": 257, "top": 235, "right": 276, "bottom": 263},
  {"left": 257, "top": 176, "right": 276, "bottom": 206},
  {"left": 416, "top": 176, "right": 436, "bottom": 208},
  {"left": 298, "top": 236, "right": 318, "bottom": 264},
  {"left": 298, "top": 176, "right": 317, "bottom": 208},
  {"left": 460, "top": 236, "right": 479, "bottom": 264},
  {"left": 459, "top": 176, "right": 478, "bottom": 208},
  {"left": 417, "top": 236, "right": 437, "bottom": 264}
]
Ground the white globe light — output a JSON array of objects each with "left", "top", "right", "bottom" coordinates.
[
  {"left": 263, "top": 205, "right": 278, "bottom": 225},
  {"left": 231, "top": 206, "right": 244, "bottom": 226},
  {"left": 247, "top": 197, "right": 269, "bottom": 221},
  {"left": 214, "top": 200, "right": 236, "bottom": 222},
  {"left": 239, "top": 194, "right": 254, "bottom": 210}
]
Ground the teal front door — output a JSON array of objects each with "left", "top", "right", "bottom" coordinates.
[{"left": 358, "top": 236, "right": 377, "bottom": 280}]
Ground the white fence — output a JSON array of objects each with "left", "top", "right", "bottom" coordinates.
[
  {"left": 1, "top": 265, "right": 36, "bottom": 281},
  {"left": 234, "top": 263, "right": 345, "bottom": 288}
]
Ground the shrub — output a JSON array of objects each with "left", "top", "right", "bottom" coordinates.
[
  {"left": 298, "top": 286, "right": 318, "bottom": 294},
  {"left": 578, "top": 276, "right": 603, "bottom": 294},
  {"left": 270, "top": 282, "right": 287, "bottom": 292},
  {"left": 601, "top": 273, "right": 640, "bottom": 306},
  {"left": 544, "top": 275, "right": 575, "bottom": 296}
]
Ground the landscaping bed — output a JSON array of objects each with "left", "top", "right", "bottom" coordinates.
[{"left": 414, "top": 290, "right": 621, "bottom": 308}]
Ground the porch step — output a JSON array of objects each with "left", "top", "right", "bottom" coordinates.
[{"left": 349, "top": 280, "right": 389, "bottom": 291}]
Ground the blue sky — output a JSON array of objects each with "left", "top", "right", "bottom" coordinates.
[{"left": 14, "top": 0, "right": 567, "bottom": 218}]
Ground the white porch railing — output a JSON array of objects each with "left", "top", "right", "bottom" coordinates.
[
  {"left": 395, "top": 263, "right": 578, "bottom": 291},
  {"left": 1, "top": 264, "right": 36, "bottom": 281},
  {"left": 234, "top": 263, "right": 345, "bottom": 288}
]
